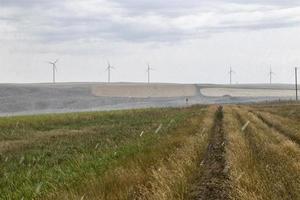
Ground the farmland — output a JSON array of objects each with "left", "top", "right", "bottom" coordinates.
[{"left": 0, "top": 103, "right": 299, "bottom": 199}]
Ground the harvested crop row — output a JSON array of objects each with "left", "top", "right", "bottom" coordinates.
[
  {"left": 224, "top": 106, "right": 266, "bottom": 200},
  {"left": 232, "top": 106, "right": 300, "bottom": 200},
  {"left": 250, "top": 102, "right": 300, "bottom": 121},
  {"left": 250, "top": 110, "right": 300, "bottom": 146},
  {"left": 246, "top": 109, "right": 300, "bottom": 145},
  {"left": 189, "top": 106, "right": 230, "bottom": 200}
]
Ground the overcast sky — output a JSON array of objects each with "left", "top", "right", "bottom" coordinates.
[{"left": 0, "top": 0, "right": 300, "bottom": 84}]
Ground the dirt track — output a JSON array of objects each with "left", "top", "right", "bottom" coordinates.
[{"left": 190, "top": 106, "right": 230, "bottom": 200}]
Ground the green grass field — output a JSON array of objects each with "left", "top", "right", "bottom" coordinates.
[{"left": 0, "top": 106, "right": 211, "bottom": 199}]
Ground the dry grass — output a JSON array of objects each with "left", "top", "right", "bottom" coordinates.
[
  {"left": 224, "top": 105, "right": 300, "bottom": 200},
  {"left": 2, "top": 103, "right": 300, "bottom": 200},
  {"left": 250, "top": 110, "right": 300, "bottom": 145},
  {"left": 48, "top": 106, "right": 216, "bottom": 200},
  {"left": 137, "top": 107, "right": 216, "bottom": 200},
  {"left": 224, "top": 106, "right": 267, "bottom": 200},
  {"left": 1, "top": 107, "right": 205, "bottom": 199}
]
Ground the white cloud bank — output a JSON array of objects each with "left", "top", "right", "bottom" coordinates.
[{"left": 0, "top": 0, "right": 300, "bottom": 83}]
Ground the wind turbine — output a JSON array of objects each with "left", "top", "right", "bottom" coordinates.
[
  {"left": 269, "top": 66, "right": 275, "bottom": 84},
  {"left": 106, "top": 61, "right": 114, "bottom": 83},
  {"left": 48, "top": 59, "right": 58, "bottom": 83},
  {"left": 146, "top": 63, "right": 154, "bottom": 83},
  {"left": 229, "top": 67, "right": 235, "bottom": 85}
]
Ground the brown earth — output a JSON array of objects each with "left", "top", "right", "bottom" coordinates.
[{"left": 189, "top": 106, "right": 230, "bottom": 200}]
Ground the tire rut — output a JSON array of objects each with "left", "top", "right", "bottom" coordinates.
[{"left": 189, "top": 106, "right": 230, "bottom": 200}]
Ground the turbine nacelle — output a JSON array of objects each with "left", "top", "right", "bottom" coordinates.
[{"left": 106, "top": 62, "right": 115, "bottom": 71}]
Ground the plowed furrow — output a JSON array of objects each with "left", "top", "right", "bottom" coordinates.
[{"left": 190, "top": 106, "right": 230, "bottom": 200}]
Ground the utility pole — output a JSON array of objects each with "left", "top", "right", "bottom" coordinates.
[{"left": 296, "top": 67, "right": 298, "bottom": 101}]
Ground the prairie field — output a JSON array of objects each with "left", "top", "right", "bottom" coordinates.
[{"left": 0, "top": 103, "right": 299, "bottom": 200}]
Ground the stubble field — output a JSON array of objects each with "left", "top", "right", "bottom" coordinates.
[{"left": 0, "top": 102, "right": 299, "bottom": 199}]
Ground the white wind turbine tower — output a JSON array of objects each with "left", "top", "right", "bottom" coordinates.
[
  {"left": 229, "top": 67, "right": 235, "bottom": 85},
  {"left": 48, "top": 59, "right": 58, "bottom": 83},
  {"left": 269, "top": 67, "right": 275, "bottom": 84},
  {"left": 106, "top": 61, "right": 115, "bottom": 83},
  {"left": 146, "top": 63, "right": 154, "bottom": 83}
]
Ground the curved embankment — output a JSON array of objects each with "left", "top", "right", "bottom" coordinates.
[
  {"left": 91, "top": 83, "right": 198, "bottom": 98},
  {"left": 200, "top": 87, "right": 295, "bottom": 97},
  {"left": 0, "top": 83, "right": 198, "bottom": 116},
  {"left": 0, "top": 83, "right": 297, "bottom": 116}
]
